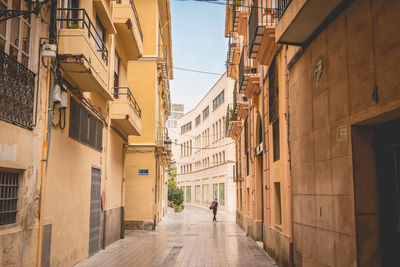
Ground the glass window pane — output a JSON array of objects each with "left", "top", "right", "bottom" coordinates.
[
  {"left": 0, "top": 38, "right": 5, "bottom": 52},
  {"left": 12, "top": 0, "right": 21, "bottom": 10},
  {"left": 21, "top": 22, "right": 30, "bottom": 54},
  {"left": 219, "top": 183, "right": 225, "bottom": 205},
  {"left": 21, "top": 54, "right": 29, "bottom": 68},
  {"left": 9, "top": 45, "right": 18, "bottom": 60},
  {"left": 10, "top": 17, "right": 20, "bottom": 47},
  {"left": 0, "top": 3, "right": 6, "bottom": 37}
]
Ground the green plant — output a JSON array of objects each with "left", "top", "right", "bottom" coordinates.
[
  {"left": 174, "top": 204, "right": 184, "bottom": 212},
  {"left": 168, "top": 186, "right": 184, "bottom": 207},
  {"left": 67, "top": 22, "right": 79, "bottom": 29}
]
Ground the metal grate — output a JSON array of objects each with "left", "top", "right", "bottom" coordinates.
[
  {"left": 89, "top": 167, "right": 101, "bottom": 255},
  {"left": 0, "top": 171, "right": 19, "bottom": 225},
  {"left": 69, "top": 96, "right": 103, "bottom": 151},
  {"left": 0, "top": 50, "right": 35, "bottom": 129}
]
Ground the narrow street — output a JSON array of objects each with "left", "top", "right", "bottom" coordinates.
[{"left": 75, "top": 205, "right": 277, "bottom": 267}]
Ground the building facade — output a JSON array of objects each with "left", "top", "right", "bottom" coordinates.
[
  {"left": 226, "top": 0, "right": 400, "bottom": 266},
  {"left": 124, "top": 0, "right": 173, "bottom": 231},
  {"left": 0, "top": 1, "right": 48, "bottom": 266},
  {"left": 277, "top": 0, "right": 400, "bottom": 266},
  {"left": 0, "top": 0, "right": 172, "bottom": 266},
  {"left": 176, "top": 73, "right": 236, "bottom": 212},
  {"left": 225, "top": 1, "right": 291, "bottom": 266}
]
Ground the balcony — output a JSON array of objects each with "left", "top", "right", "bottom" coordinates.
[
  {"left": 57, "top": 8, "right": 112, "bottom": 100},
  {"left": 238, "top": 48, "right": 260, "bottom": 99},
  {"left": 232, "top": 1, "right": 244, "bottom": 33},
  {"left": 248, "top": 3, "right": 278, "bottom": 67},
  {"left": 225, "top": 104, "right": 240, "bottom": 138},
  {"left": 276, "top": 0, "right": 348, "bottom": 44},
  {"left": 109, "top": 87, "right": 141, "bottom": 136},
  {"left": 0, "top": 50, "right": 35, "bottom": 129},
  {"left": 112, "top": 0, "right": 143, "bottom": 59}
]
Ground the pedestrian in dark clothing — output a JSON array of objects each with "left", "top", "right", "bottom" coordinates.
[{"left": 210, "top": 198, "right": 218, "bottom": 222}]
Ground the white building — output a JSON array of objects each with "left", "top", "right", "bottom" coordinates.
[{"left": 176, "top": 73, "right": 236, "bottom": 212}]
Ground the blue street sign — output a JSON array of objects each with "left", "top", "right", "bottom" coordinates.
[{"left": 139, "top": 169, "right": 149, "bottom": 175}]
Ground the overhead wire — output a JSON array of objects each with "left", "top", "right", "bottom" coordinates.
[{"left": 174, "top": 67, "right": 224, "bottom": 76}]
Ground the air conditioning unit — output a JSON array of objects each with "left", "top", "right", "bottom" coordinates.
[{"left": 255, "top": 142, "right": 263, "bottom": 156}]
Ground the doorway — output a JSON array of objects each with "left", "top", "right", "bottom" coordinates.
[
  {"left": 353, "top": 117, "right": 400, "bottom": 266},
  {"left": 374, "top": 118, "right": 400, "bottom": 266},
  {"left": 89, "top": 167, "right": 101, "bottom": 256}
]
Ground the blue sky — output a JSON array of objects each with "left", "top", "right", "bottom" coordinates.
[{"left": 170, "top": 0, "right": 228, "bottom": 113}]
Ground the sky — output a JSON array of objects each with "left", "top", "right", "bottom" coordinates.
[{"left": 170, "top": 0, "right": 228, "bottom": 114}]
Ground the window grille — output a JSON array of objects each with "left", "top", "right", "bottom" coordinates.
[
  {"left": 0, "top": 171, "right": 19, "bottom": 226},
  {"left": 273, "top": 119, "right": 280, "bottom": 161},
  {"left": 69, "top": 96, "right": 103, "bottom": 151},
  {"left": 269, "top": 59, "right": 279, "bottom": 123}
]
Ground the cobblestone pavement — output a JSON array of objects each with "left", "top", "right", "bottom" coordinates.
[{"left": 75, "top": 205, "right": 277, "bottom": 267}]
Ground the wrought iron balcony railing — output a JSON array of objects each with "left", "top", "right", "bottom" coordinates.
[
  {"left": 57, "top": 8, "right": 109, "bottom": 64},
  {"left": 0, "top": 50, "right": 35, "bottom": 129},
  {"left": 239, "top": 50, "right": 245, "bottom": 90},
  {"left": 232, "top": 0, "right": 243, "bottom": 32},
  {"left": 249, "top": 2, "right": 278, "bottom": 57},
  {"left": 113, "top": 86, "right": 142, "bottom": 117},
  {"left": 129, "top": 0, "right": 143, "bottom": 40},
  {"left": 233, "top": 82, "right": 238, "bottom": 111},
  {"left": 277, "top": 0, "right": 292, "bottom": 20}
]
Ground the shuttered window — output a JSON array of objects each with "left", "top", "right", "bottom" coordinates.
[
  {"left": 0, "top": 171, "right": 19, "bottom": 226},
  {"left": 69, "top": 96, "right": 103, "bottom": 151}
]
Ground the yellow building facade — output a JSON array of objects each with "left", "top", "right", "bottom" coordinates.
[
  {"left": 0, "top": 0, "right": 171, "bottom": 266},
  {"left": 225, "top": 1, "right": 291, "bottom": 266},
  {"left": 124, "top": 0, "right": 173, "bottom": 230}
]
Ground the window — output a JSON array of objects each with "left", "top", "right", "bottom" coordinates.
[
  {"left": 181, "top": 122, "right": 192, "bottom": 133},
  {"left": 269, "top": 59, "right": 279, "bottom": 123},
  {"left": 113, "top": 51, "right": 120, "bottom": 98},
  {"left": 186, "top": 186, "right": 191, "bottom": 202},
  {"left": 219, "top": 183, "right": 225, "bottom": 205},
  {"left": 202, "top": 184, "right": 209, "bottom": 204},
  {"left": 212, "top": 124, "right": 215, "bottom": 143},
  {"left": 0, "top": 171, "right": 19, "bottom": 225},
  {"left": 69, "top": 96, "right": 103, "bottom": 151},
  {"left": 244, "top": 119, "right": 249, "bottom": 176},
  {"left": 274, "top": 182, "right": 282, "bottom": 226},
  {"left": 195, "top": 115, "right": 201, "bottom": 126},
  {"left": 195, "top": 185, "right": 201, "bottom": 203},
  {"left": 213, "top": 91, "right": 225, "bottom": 110},
  {"left": 95, "top": 16, "right": 106, "bottom": 57},
  {"left": 273, "top": 119, "right": 280, "bottom": 161},
  {"left": 223, "top": 151, "right": 225, "bottom": 162},
  {"left": 190, "top": 140, "right": 192, "bottom": 155},
  {"left": 213, "top": 184, "right": 218, "bottom": 200},
  {"left": 202, "top": 106, "right": 209, "bottom": 120},
  {"left": 0, "top": 0, "right": 32, "bottom": 67}
]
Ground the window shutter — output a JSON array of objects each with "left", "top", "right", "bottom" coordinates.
[
  {"left": 88, "top": 114, "right": 97, "bottom": 148},
  {"left": 69, "top": 96, "right": 80, "bottom": 140},
  {"left": 79, "top": 106, "right": 89, "bottom": 145},
  {"left": 96, "top": 119, "right": 103, "bottom": 151}
]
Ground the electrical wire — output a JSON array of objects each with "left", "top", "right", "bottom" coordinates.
[
  {"left": 172, "top": 141, "right": 234, "bottom": 149},
  {"left": 174, "top": 67, "right": 223, "bottom": 76}
]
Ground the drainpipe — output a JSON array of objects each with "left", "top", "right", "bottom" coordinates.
[
  {"left": 260, "top": 65, "right": 265, "bottom": 243},
  {"left": 37, "top": 1, "right": 57, "bottom": 266},
  {"left": 284, "top": 45, "right": 294, "bottom": 267}
]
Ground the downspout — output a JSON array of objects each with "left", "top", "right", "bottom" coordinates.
[
  {"left": 284, "top": 45, "right": 294, "bottom": 267},
  {"left": 37, "top": 0, "right": 57, "bottom": 265},
  {"left": 260, "top": 65, "right": 265, "bottom": 243}
]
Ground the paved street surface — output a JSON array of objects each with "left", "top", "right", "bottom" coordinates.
[{"left": 75, "top": 205, "right": 277, "bottom": 267}]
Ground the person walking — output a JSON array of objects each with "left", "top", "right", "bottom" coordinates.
[{"left": 210, "top": 198, "right": 219, "bottom": 222}]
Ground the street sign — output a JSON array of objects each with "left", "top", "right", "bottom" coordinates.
[{"left": 139, "top": 169, "right": 149, "bottom": 175}]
